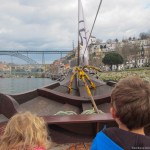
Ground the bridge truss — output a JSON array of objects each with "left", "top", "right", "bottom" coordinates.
[{"left": 0, "top": 50, "right": 72, "bottom": 64}]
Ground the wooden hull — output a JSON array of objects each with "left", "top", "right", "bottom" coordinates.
[{"left": 0, "top": 78, "right": 117, "bottom": 143}]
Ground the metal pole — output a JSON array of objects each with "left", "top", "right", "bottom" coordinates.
[
  {"left": 77, "top": 0, "right": 80, "bottom": 66},
  {"left": 42, "top": 52, "right": 45, "bottom": 65},
  {"left": 72, "top": 40, "right": 74, "bottom": 51},
  {"left": 61, "top": 52, "right": 62, "bottom": 59}
]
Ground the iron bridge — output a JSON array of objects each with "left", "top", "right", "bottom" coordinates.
[{"left": 0, "top": 50, "right": 72, "bottom": 64}]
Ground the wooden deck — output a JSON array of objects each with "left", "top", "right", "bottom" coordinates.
[{"left": 18, "top": 96, "right": 80, "bottom": 116}]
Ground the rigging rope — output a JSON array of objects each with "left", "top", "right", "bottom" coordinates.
[
  {"left": 68, "top": 66, "right": 103, "bottom": 114},
  {"left": 83, "top": 0, "right": 103, "bottom": 56}
]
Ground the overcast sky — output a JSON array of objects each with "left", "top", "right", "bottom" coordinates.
[{"left": 0, "top": 0, "right": 150, "bottom": 51}]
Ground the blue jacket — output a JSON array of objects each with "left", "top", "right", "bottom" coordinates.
[{"left": 91, "top": 131, "right": 123, "bottom": 150}]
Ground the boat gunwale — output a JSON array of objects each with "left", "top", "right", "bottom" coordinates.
[
  {"left": 37, "top": 87, "right": 111, "bottom": 106},
  {"left": 43, "top": 113, "right": 114, "bottom": 124},
  {"left": 9, "top": 82, "right": 61, "bottom": 104},
  {"left": 0, "top": 113, "right": 115, "bottom": 127}
]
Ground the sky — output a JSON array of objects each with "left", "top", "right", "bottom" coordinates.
[{"left": 0, "top": 0, "right": 150, "bottom": 63}]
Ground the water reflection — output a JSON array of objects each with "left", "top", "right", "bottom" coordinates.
[{"left": 0, "top": 78, "right": 54, "bottom": 94}]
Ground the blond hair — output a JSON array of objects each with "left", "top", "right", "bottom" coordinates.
[{"left": 0, "top": 112, "right": 50, "bottom": 150}]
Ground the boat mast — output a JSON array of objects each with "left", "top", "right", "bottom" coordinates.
[{"left": 77, "top": 0, "right": 80, "bottom": 66}]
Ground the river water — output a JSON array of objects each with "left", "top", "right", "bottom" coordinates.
[{"left": 0, "top": 78, "right": 54, "bottom": 94}]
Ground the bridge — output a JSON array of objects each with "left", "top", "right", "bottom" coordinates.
[{"left": 0, "top": 50, "right": 72, "bottom": 64}]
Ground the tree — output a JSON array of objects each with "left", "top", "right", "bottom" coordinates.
[
  {"left": 129, "top": 37, "right": 132, "bottom": 41},
  {"left": 122, "top": 38, "right": 128, "bottom": 43},
  {"left": 96, "top": 39, "right": 103, "bottom": 44},
  {"left": 89, "top": 52, "right": 103, "bottom": 67},
  {"left": 144, "top": 39, "right": 150, "bottom": 67},
  {"left": 106, "top": 39, "right": 112, "bottom": 44},
  {"left": 102, "top": 52, "right": 124, "bottom": 70},
  {"left": 129, "top": 42, "right": 141, "bottom": 67},
  {"left": 115, "top": 41, "right": 140, "bottom": 67},
  {"left": 139, "top": 32, "right": 150, "bottom": 40},
  {"left": 115, "top": 38, "right": 119, "bottom": 43},
  {"left": 133, "top": 37, "right": 136, "bottom": 40}
]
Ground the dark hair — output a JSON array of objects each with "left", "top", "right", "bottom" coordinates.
[{"left": 111, "top": 76, "right": 150, "bottom": 130}]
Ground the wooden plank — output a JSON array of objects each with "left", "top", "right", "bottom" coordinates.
[
  {"left": 43, "top": 113, "right": 114, "bottom": 124},
  {"left": 37, "top": 88, "right": 88, "bottom": 106}
]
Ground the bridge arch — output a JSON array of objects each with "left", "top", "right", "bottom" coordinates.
[{"left": 0, "top": 51, "right": 38, "bottom": 64}]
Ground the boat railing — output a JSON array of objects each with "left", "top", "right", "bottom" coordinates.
[{"left": 0, "top": 93, "right": 18, "bottom": 118}]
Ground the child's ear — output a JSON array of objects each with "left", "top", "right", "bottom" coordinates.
[{"left": 110, "top": 107, "right": 117, "bottom": 119}]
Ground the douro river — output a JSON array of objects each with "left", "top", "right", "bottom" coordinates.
[{"left": 0, "top": 78, "right": 54, "bottom": 94}]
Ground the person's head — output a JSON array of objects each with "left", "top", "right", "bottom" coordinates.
[
  {"left": 111, "top": 76, "right": 150, "bottom": 131},
  {"left": 0, "top": 112, "right": 50, "bottom": 150}
]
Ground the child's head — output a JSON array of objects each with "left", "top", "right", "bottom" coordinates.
[
  {"left": 0, "top": 112, "right": 50, "bottom": 150},
  {"left": 111, "top": 76, "right": 150, "bottom": 130}
]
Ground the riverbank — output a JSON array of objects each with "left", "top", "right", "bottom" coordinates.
[{"left": 98, "top": 68, "right": 150, "bottom": 82}]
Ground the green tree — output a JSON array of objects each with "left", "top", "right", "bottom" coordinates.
[
  {"left": 115, "top": 41, "right": 140, "bottom": 67},
  {"left": 102, "top": 52, "right": 124, "bottom": 70}
]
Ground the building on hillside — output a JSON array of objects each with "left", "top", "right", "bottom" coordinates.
[
  {"left": 69, "top": 58, "right": 77, "bottom": 68},
  {"left": 125, "top": 40, "right": 150, "bottom": 68},
  {"left": 0, "top": 63, "right": 10, "bottom": 71},
  {"left": 88, "top": 42, "right": 104, "bottom": 67},
  {"left": 90, "top": 36, "right": 97, "bottom": 44}
]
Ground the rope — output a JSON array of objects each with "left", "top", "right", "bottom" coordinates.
[
  {"left": 83, "top": 0, "right": 103, "bottom": 56},
  {"left": 54, "top": 111, "right": 77, "bottom": 116},
  {"left": 68, "top": 66, "right": 104, "bottom": 114},
  {"left": 89, "top": 94, "right": 100, "bottom": 114},
  {"left": 62, "top": 85, "right": 78, "bottom": 91},
  {"left": 81, "top": 108, "right": 96, "bottom": 114}
]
